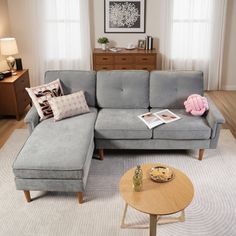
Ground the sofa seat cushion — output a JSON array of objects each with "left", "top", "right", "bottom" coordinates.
[
  {"left": 13, "top": 108, "right": 97, "bottom": 180},
  {"left": 95, "top": 109, "right": 152, "bottom": 139},
  {"left": 151, "top": 109, "right": 211, "bottom": 140}
]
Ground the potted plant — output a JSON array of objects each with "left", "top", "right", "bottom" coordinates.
[{"left": 97, "top": 37, "right": 109, "bottom": 50}]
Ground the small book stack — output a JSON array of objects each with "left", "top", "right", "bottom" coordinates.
[{"left": 145, "top": 36, "right": 153, "bottom": 50}]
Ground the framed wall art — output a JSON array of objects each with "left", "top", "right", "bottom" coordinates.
[{"left": 104, "top": 0, "right": 146, "bottom": 33}]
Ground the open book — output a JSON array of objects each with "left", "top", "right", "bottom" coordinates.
[{"left": 138, "top": 109, "right": 181, "bottom": 129}]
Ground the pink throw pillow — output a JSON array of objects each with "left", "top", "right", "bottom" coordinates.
[{"left": 184, "top": 94, "right": 209, "bottom": 116}]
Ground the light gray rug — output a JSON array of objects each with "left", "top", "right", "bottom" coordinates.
[{"left": 0, "top": 129, "right": 236, "bottom": 236}]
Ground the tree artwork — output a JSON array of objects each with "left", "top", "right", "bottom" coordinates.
[
  {"left": 109, "top": 2, "right": 140, "bottom": 28},
  {"left": 105, "top": 0, "right": 146, "bottom": 33}
]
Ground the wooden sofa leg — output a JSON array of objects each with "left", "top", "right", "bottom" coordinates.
[
  {"left": 98, "top": 149, "right": 104, "bottom": 160},
  {"left": 198, "top": 149, "right": 205, "bottom": 161},
  {"left": 24, "top": 190, "right": 31, "bottom": 202},
  {"left": 77, "top": 192, "right": 83, "bottom": 204}
]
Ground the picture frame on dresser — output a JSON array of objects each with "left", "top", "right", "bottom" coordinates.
[
  {"left": 104, "top": 0, "right": 146, "bottom": 33},
  {"left": 138, "top": 39, "right": 146, "bottom": 49}
]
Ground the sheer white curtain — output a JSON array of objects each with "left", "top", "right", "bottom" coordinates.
[
  {"left": 8, "top": 0, "right": 91, "bottom": 86},
  {"left": 162, "top": 0, "right": 227, "bottom": 90}
]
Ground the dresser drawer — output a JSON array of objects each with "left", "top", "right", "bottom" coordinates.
[
  {"left": 114, "top": 55, "right": 134, "bottom": 64},
  {"left": 95, "top": 55, "right": 114, "bottom": 65},
  {"left": 93, "top": 48, "right": 159, "bottom": 71},
  {"left": 135, "top": 55, "right": 155, "bottom": 64},
  {"left": 95, "top": 65, "right": 114, "bottom": 70},
  {"left": 135, "top": 65, "right": 156, "bottom": 71},
  {"left": 114, "top": 65, "right": 134, "bottom": 70}
]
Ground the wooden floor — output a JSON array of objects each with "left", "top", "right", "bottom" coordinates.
[
  {"left": 0, "top": 91, "right": 236, "bottom": 149},
  {"left": 0, "top": 115, "right": 27, "bottom": 148},
  {"left": 206, "top": 91, "right": 236, "bottom": 138},
  {"left": 0, "top": 106, "right": 29, "bottom": 149}
]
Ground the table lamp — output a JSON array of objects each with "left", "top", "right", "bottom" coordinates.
[{"left": 0, "top": 37, "right": 19, "bottom": 75}]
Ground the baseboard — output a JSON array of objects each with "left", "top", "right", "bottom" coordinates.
[{"left": 221, "top": 85, "right": 236, "bottom": 90}]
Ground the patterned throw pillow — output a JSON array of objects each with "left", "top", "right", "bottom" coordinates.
[
  {"left": 26, "top": 79, "right": 64, "bottom": 120},
  {"left": 48, "top": 90, "right": 90, "bottom": 121}
]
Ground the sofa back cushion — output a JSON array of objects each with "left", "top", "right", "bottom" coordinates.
[
  {"left": 150, "top": 71, "right": 204, "bottom": 108},
  {"left": 97, "top": 71, "right": 149, "bottom": 108},
  {"left": 45, "top": 70, "right": 96, "bottom": 107}
]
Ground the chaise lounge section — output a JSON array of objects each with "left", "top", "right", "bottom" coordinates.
[{"left": 13, "top": 71, "right": 97, "bottom": 204}]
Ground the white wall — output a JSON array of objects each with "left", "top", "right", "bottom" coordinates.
[
  {"left": 2, "top": 0, "right": 236, "bottom": 89},
  {"left": 0, "top": 0, "right": 11, "bottom": 71},
  {"left": 222, "top": 0, "right": 236, "bottom": 90}
]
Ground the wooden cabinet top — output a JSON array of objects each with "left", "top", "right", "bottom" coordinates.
[
  {"left": 0, "top": 70, "right": 29, "bottom": 84},
  {"left": 93, "top": 48, "right": 158, "bottom": 55}
]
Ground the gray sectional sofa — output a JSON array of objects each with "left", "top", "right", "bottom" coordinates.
[{"left": 13, "top": 70, "right": 225, "bottom": 204}]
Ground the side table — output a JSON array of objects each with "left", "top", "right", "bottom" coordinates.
[
  {"left": 0, "top": 70, "right": 30, "bottom": 120},
  {"left": 119, "top": 164, "right": 194, "bottom": 236}
]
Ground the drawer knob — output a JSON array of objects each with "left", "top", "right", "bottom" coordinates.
[
  {"left": 122, "top": 58, "right": 126, "bottom": 61},
  {"left": 102, "top": 58, "right": 108, "bottom": 60},
  {"left": 142, "top": 58, "right": 148, "bottom": 61}
]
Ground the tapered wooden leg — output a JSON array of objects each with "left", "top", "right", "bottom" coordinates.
[
  {"left": 24, "top": 190, "right": 31, "bottom": 202},
  {"left": 198, "top": 149, "right": 205, "bottom": 161},
  {"left": 98, "top": 149, "right": 104, "bottom": 160},
  {"left": 77, "top": 192, "right": 83, "bottom": 204}
]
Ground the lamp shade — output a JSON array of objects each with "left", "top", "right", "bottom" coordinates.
[{"left": 0, "top": 38, "right": 18, "bottom": 56}]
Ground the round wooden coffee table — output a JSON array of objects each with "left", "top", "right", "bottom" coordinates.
[{"left": 119, "top": 164, "right": 194, "bottom": 236}]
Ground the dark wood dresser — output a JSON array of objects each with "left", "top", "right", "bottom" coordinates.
[
  {"left": 0, "top": 69, "right": 30, "bottom": 120},
  {"left": 93, "top": 48, "right": 161, "bottom": 71}
]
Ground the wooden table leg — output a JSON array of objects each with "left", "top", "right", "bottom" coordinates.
[
  {"left": 120, "top": 202, "right": 149, "bottom": 229},
  {"left": 120, "top": 202, "right": 128, "bottom": 228},
  {"left": 157, "top": 210, "right": 185, "bottom": 224},
  {"left": 149, "top": 214, "right": 157, "bottom": 236}
]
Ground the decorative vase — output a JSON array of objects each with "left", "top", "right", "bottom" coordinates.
[
  {"left": 133, "top": 165, "right": 143, "bottom": 192},
  {"left": 101, "top": 43, "right": 107, "bottom": 51}
]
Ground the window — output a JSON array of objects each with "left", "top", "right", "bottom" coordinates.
[
  {"left": 171, "top": 0, "right": 212, "bottom": 60},
  {"left": 44, "top": 0, "right": 82, "bottom": 61}
]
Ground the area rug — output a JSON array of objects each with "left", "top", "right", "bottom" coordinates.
[{"left": 0, "top": 129, "right": 236, "bottom": 236}]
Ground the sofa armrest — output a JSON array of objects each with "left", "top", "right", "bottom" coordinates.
[
  {"left": 24, "top": 106, "right": 40, "bottom": 134},
  {"left": 205, "top": 94, "right": 225, "bottom": 138}
]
